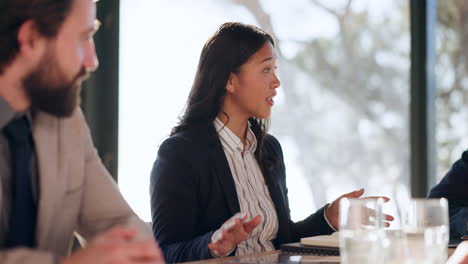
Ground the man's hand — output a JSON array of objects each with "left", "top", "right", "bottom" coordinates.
[
  {"left": 208, "top": 213, "right": 262, "bottom": 257},
  {"left": 61, "top": 227, "right": 164, "bottom": 264},
  {"left": 324, "top": 188, "right": 394, "bottom": 230},
  {"left": 448, "top": 241, "right": 468, "bottom": 264}
]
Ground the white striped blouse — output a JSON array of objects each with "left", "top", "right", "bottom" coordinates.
[{"left": 214, "top": 118, "right": 279, "bottom": 256}]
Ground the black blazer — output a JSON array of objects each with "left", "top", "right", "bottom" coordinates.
[
  {"left": 428, "top": 150, "right": 468, "bottom": 240},
  {"left": 150, "top": 124, "right": 334, "bottom": 263}
]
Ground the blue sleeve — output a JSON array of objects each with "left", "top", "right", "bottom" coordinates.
[
  {"left": 429, "top": 150, "right": 468, "bottom": 239},
  {"left": 429, "top": 150, "right": 468, "bottom": 199},
  {"left": 267, "top": 136, "right": 334, "bottom": 242},
  {"left": 149, "top": 137, "right": 214, "bottom": 263},
  {"left": 449, "top": 202, "right": 468, "bottom": 238}
]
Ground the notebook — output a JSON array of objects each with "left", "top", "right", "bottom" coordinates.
[{"left": 280, "top": 233, "right": 340, "bottom": 256}]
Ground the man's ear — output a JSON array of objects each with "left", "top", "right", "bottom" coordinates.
[
  {"left": 226, "top": 73, "right": 237, "bottom": 93},
  {"left": 17, "top": 20, "right": 46, "bottom": 58}
]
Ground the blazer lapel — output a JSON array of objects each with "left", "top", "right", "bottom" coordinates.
[
  {"left": 32, "top": 112, "right": 67, "bottom": 248},
  {"left": 263, "top": 158, "right": 291, "bottom": 245},
  {"left": 207, "top": 133, "right": 240, "bottom": 216}
]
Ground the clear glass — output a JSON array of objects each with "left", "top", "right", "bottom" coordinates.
[
  {"left": 402, "top": 198, "right": 449, "bottom": 264},
  {"left": 382, "top": 229, "right": 410, "bottom": 264},
  {"left": 119, "top": 0, "right": 410, "bottom": 222},
  {"left": 339, "top": 198, "right": 385, "bottom": 264}
]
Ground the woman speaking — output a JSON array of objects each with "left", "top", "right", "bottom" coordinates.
[{"left": 149, "top": 22, "right": 392, "bottom": 263}]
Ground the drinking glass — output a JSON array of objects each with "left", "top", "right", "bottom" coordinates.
[
  {"left": 339, "top": 198, "right": 385, "bottom": 264},
  {"left": 402, "top": 198, "right": 449, "bottom": 264}
]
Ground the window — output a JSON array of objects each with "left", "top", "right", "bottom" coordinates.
[
  {"left": 436, "top": 0, "right": 468, "bottom": 182},
  {"left": 119, "top": 0, "right": 410, "bottom": 223}
]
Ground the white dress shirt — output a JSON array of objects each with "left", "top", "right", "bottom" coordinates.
[{"left": 214, "top": 118, "right": 279, "bottom": 255}]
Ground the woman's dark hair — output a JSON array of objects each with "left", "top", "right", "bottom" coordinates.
[
  {"left": 171, "top": 22, "right": 275, "bottom": 173},
  {"left": 0, "top": 0, "right": 74, "bottom": 74}
]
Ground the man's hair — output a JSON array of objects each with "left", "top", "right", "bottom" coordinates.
[{"left": 0, "top": 0, "right": 74, "bottom": 74}]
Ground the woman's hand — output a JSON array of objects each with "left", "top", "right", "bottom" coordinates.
[
  {"left": 208, "top": 213, "right": 262, "bottom": 257},
  {"left": 324, "top": 188, "right": 394, "bottom": 230}
]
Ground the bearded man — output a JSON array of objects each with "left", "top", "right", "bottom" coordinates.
[{"left": 0, "top": 0, "right": 164, "bottom": 263}]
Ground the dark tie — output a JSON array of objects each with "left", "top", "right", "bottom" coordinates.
[{"left": 3, "top": 116, "right": 37, "bottom": 248}]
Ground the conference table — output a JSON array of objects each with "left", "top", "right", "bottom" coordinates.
[{"left": 181, "top": 248, "right": 457, "bottom": 264}]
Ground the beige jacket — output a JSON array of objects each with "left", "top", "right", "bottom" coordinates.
[{"left": 0, "top": 108, "right": 151, "bottom": 263}]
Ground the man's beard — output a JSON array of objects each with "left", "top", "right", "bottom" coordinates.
[{"left": 23, "top": 48, "right": 89, "bottom": 117}]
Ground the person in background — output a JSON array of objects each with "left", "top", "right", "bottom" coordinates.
[
  {"left": 428, "top": 151, "right": 468, "bottom": 241},
  {"left": 150, "top": 22, "right": 393, "bottom": 263},
  {"left": 0, "top": 0, "right": 163, "bottom": 263}
]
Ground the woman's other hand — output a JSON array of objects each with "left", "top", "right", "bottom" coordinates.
[{"left": 324, "top": 188, "right": 394, "bottom": 230}]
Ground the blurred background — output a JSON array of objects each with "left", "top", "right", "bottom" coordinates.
[{"left": 81, "top": 0, "right": 468, "bottom": 224}]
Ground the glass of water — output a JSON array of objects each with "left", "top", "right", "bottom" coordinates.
[
  {"left": 403, "top": 198, "right": 449, "bottom": 264},
  {"left": 339, "top": 198, "right": 386, "bottom": 264}
]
